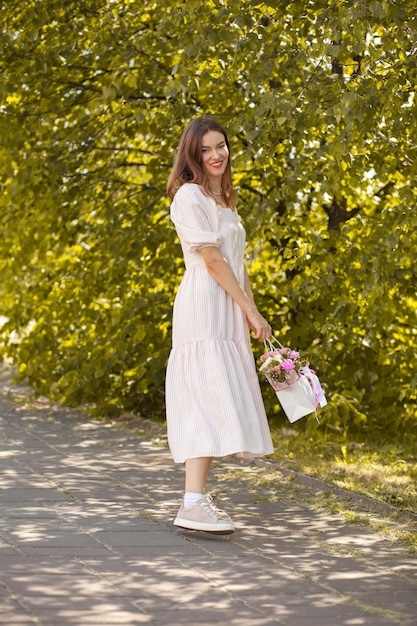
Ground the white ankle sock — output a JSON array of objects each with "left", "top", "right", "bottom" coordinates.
[{"left": 183, "top": 492, "right": 204, "bottom": 508}]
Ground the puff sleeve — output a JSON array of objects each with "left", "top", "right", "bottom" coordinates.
[{"left": 170, "top": 184, "right": 221, "bottom": 253}]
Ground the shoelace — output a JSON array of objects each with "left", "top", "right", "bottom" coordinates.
[{"left": 199, "top": 496, "right": 224, "bottom": 520}]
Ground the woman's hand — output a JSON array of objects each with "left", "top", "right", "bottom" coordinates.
[{"left": 247, "top": 310, "right": 272, "bottom": 341}]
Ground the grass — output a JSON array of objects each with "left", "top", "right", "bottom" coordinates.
[{"left": 268, "top": 424, "right": 417, "bottom": 515}]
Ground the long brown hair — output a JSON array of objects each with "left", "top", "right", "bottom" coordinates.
[{"left": 166, "top": 116, "right": 236, "bottom": 208}]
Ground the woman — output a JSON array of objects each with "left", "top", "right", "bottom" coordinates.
[{"left": 165, "top": 116, "right": 274, "bottom": 534}]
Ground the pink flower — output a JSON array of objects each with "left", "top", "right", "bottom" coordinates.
[
  {"left": 281, "top": 359, "right": 295, "bottom": 371},
  {"left": 289, "top": 350, "right": 300, "bottom": 359},
  {"left": 260, "top": 350, "right": 278, "bottom": 360}
]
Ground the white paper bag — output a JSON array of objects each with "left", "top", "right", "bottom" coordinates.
[
  {"left": 259, "top": 337, "right": 327, "bottom": 424},
  {"left": 275, "top": 374, "right": 317, "bottom": 423}
]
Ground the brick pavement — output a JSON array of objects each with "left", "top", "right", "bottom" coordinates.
[{"left": 0, "top": 384, "right": 416, "bottom": 625}]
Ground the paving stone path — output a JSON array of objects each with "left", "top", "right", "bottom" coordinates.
[{"left": 0, "top": 384, "right": 416, "bottom": 625}]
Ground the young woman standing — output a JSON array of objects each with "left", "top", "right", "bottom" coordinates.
[{"left": 165, "top": 117, "right": 273, "bottom": 534}]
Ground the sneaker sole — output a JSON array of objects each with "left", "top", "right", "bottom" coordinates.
[{"left": 173, "top": 518, "right": 235, "bottom": 535}]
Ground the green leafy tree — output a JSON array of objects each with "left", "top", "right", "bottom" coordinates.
[{"left": 1, "top": 0, "right": 416, "bottom": 437}]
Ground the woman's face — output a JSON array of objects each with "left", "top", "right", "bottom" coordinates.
[{"left": 201, "top": 130, "right": 229, "bottom": 185}]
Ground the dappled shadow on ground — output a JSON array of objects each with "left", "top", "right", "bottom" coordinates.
[{"left": 0, "top": 398, "right": 416, "bottom": 625}]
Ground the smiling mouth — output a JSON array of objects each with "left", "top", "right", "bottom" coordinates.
[{"left": 210, "top": 161, "right": 224, "bottom": 168}]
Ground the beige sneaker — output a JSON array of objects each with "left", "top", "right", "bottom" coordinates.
[{"left": 174, "top": 495, "right": 235, "bottom": 534}]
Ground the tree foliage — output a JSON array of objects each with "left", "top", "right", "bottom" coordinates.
[{"left": 1, "top": 0, "right": 416, "bottom": 438}]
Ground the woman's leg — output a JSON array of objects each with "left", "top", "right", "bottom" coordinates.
[
  {"left": 185, "top": 457, "right": 213, "bottom": 493},
  {"left": 174, "top": 455, "right": 234, "bottom": 533}
]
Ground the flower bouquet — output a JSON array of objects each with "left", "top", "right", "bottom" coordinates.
[{"left": 258, "top": 339, "right": 327, "bottom": 423}]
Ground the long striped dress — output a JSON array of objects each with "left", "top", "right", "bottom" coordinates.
[{"left": 165, "top": 183, "right": 274, "bottom": 464}]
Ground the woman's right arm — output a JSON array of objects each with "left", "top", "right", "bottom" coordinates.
[{"left": 199, "top": 245, "right": 271, "bottom": 341}]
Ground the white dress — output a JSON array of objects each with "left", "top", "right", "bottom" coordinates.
[{"left": 165, "top": 183, "right": 274, "bottom": 463}]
